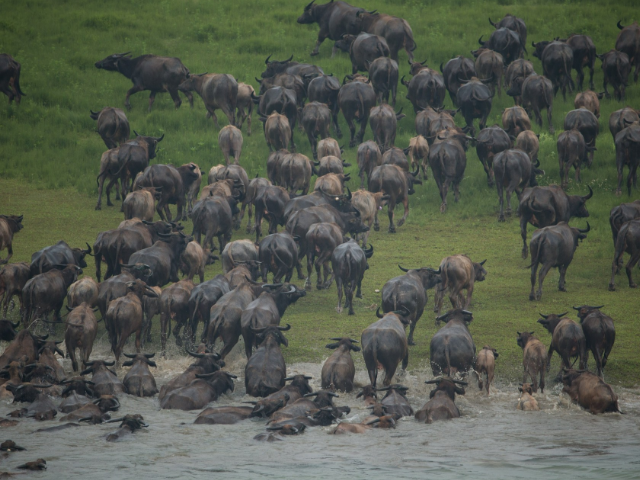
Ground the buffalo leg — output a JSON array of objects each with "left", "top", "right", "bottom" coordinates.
[
  {"left": 558, "top": 264, "right": 568, "bottom": 292},
  {"left": 407, "top": 320, "right": 418, "bottom": 346},
  {"left": 155, "top": 200, "right": 167, "bottom": 221},
  {"left": 532, "top": 103, "right": 543, "bottom": 128},
  {"left": 335, "top": 277, "right": 343, "bottom": 314},
  {"left": 625, "top": 251, "right": 640, "bottom": 288},
  {"left": 520, "top": 216, "right": 529, "bottom": 259},
  {"left": 310, "top": 30, "right": 328, "bottom": 56},
  {"left": 160, "top": 312, "right": 169, "bottom": 357},
  {"left": 124, "top": 84, "right": 144, "bottom": 110},
  {"left": 0, "top": 244, "right": 12, "bottom": 265},
  {"left": 535, "top": 262, "right": 552, "bottom": 301},
  {"left": 440, "top": 179, "right": 451, "bottom": 213},
  {"left": 397, "top": 197, "right": 410, "bottom": 228},
  {"left": 148, "top": 91, "right": 159, "bottom": 112},
  {"left": 345, "top": 116, "right": 357, "bottom": 148},
  {"left": 387, "top": 201, "right": 396, "bottom": 233},
  {"left": 357, "top": 115, "right": 368, "bottom": 146},
  {"left": 221, "top": 105, "right": 235, "bottom": 127},
  {"left": 497, "top": 181, "right": 505, "bottom": 222},
  {"left": 546, "top": 344, "right": 554, "bottom": 373},
  {"left": 348, "top": 278, "right": 358, "bottom": 315},
  {"left": 306, "top": 251, "right": 314, "bottom": 289}
]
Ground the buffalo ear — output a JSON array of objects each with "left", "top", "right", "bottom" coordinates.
[
  {"left": 325, "top": 343, "right": 339, "bottom": 349},
  {"left": 351, "top": 345, "right": 361, "bottom": 352}
]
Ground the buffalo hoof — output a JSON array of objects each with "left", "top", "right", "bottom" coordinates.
[
  {"left": 336, "top": 131, "right": 343, "bottom": 139},
  {"left": 336, "top": 306, "right": 343, "bottom": 314},
  {"left": 349, "top": 140, "right": 357, "bottom": 148},
  {"left": 498, "top": 216, "right": 505, "bottom": 223},
  {"left": 615, "top": 190, "right": 622, "bottom": 197},
  {"left": 522, "top": 249, "right": 528, "bottom": 259},
  {"left": 355, "top": 293, "right": 362, "bottom": 299},
  {"left": 310, "top": 51, "right": 319, "bottom": 57},
  {"left": 95, "top": 205, "right": 101, "bottom": 211},
  {"left": 374, "top": 224, "right": 380, "bottom": 231},
  {"left": 348, "top": 309, "right": 355, "bottom": 316},
  {"left": 630, "top": 283, "right": 638, "bottom": 289},
  {"left": 316, "top": 284, "right": 324, "bottom": 290},
  {"left": 175, "top": 336, "right": 183, "bottom": 347},
  {"left": 440, "top": 204, "right": 446, "bottom": 214},
  {"left": 408, "top": 340, "right": 416, "bottom": 346},
  {"left": 388, "top": 227, "right": 396, "bottom": 234},
  {"left": 529, "top": 294, "right": 536, "bottom": 301},
  {"left": 608, "top": 284, "right": 616, "bottom": 291},
  {"left": 298, "top": 274, "right": 306, "bottom": 280},
  {"left": 107, "top": 201, "right": 114, "bottom": 207}
]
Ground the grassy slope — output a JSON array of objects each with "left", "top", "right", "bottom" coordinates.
[{"left": 1, "top": 0, "right": 639, "bottom": 385}]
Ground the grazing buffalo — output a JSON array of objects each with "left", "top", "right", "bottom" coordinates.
[
  {"left": 122, "top": 353, "right": 157, "bottom": 397},
  {"left": 178, "top": 73, "right": 237, "bottom": 127},
  {"left": 338, "top": 78, "right": 376, "bottom": 147},
  {"left": 218, "top": 125, "right": 243, "bottom": 165},
  {"left": 574, "top": 90, "right": 602, "bottom": 118},
  {"left": 415, "top": 377, "right": 467, "bottom": 423},
  {"left": 301, "top": 102, "right": 332, "bottom": 158},
  {"left": 159, "top": 279, "right": 195, "bottom": 351},
  {"left": 516, "top": 331, "right": 547, "bottom": 393},
  {"left": 81, "top": 359, "right": 125, "bottom": 397},
  {"left": 614, "top": 121, "right": 640, "bottom": 196},
  {"left": 474, "top": 345, "right": 498, "bottom": 394},
  {"left": 297, "top": 1, "right": 363, "bottom": 57},
  {"left": 95, "top": 53, "right": 192, "bottom": 111},
  {"left": 532, "top": 41, "right": 574, "bottom": 100},
  {"left": 368, "top": 164, "right": 421, "bottom": 232},
  {"left": 609, "top": 219, "right": 640, "bottom": 290},
  {"left": 362, "top": 310, "right": 409, "bottom": 387},
  {"left": 107, "top": 279, "right": 159, "bottom": 363},
  {"left": 0, "top": 54, "right": 25, "bottom": 104},
  {"left": 236, "top": 82, "right": 255, "bottom": 135},
  {"left": 90, "top": 107, "right": 130, "bottom": 149},
  {"left": 429, "top": 135, "right": 470, "bottom": 213},
  {"left": 258, "top": 233, "right": 299, "bottom": 283},
  {"left": 245, "top": 325, "right": 291, "bottom": 397},
  {"left": 335, "top": 33, "right": 389, "bottom": 74},
  {"left": 494, "top": 149, "right": 544, "bottom": 222},
  {"left": 434, "top": 256, "right": 486, "bottom": 314},
  {"left": 441, "top": 56, "right": 476, "bottom": 106},
  {"left": 0, "top": 215, "right": 23, "bottom": 265},
  {"left": 331, "top": 240, "right": 372, "bottom": 315},
  {"left": 369, "top": 57, "right": 399, "bottom": 106},
  {"left": 160, "top": 370, "right": 236, "bottom": 410},
  {"left": 308, "top": 75, "right": 342, "bottom": 137},
  {"left": 478, "top": 28, "right": 523, "bottom": 65},
  {"left": 22, "top": 265, "right": 81, "bottom": 329},
  {"left": 322, "top": 337, "right": 360, "bottom": 391},
  {"left": 369, "top": 104, "right": 405, "bottom": 152},
  {"left": 350, "top": 11, "right": 416, "bottom": 62},
  {"left": 539, "top": 311, "right": 589, "bottom": 380},
  {"left": 558, "top": 129, "right": 592, "bottom": 188},
  {"left": 430, "top": 309, "right": 475, "bottom": 376},
  {"left": 616, "top": 20, "right": 640, "bottom": 82},
  {"left": 573, "top": 305, "right": 615, "bottom": 378},
  {"left": 521, "top": 74, "right": 554, "bottom": 133},
  {"left": 357, "top": 140, "right": 382, "bottom": 188},
  {"left": 65, "top": 303, "right": 98, "bottom": 372},
  {"left": 383, "top": 265, "right": 441, "bottom": 345},
  {"left": 517, "top": 185, "right": 592, "bottom": 258},
  {"left": 456, "top": 77, "right": 493, "bottom": 135},
  {"left": 0, "top": 262, "right": 30, "bottom": 316},
  {"left": 598, "top": 50, "right": 631, "bottom": 102},
  {"left": 475, "top": 126, "right": 511, "bottom": 187},
  {"left": 501, "top": 106, "right": 531, "bottom": 138},
  {"left": 30, "top": 241, "right": 89, "bottom": 276},
  {"left": 561, "top": 369, "right": 621, "bottom": 414},
  {"left": 529, "top": 223, "right": 590, "bottom": 301},
  {"left": 505, "top": 59, "right": 535, "bottom": 105},
  {"left": 263, "top": 113, "right": 292, "bottom": 152},
  {"left": 473, "top": 49, "right": 504, "bottom": 96}
]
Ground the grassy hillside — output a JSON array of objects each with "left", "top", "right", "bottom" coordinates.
[{"left": 1, "top": 0, "right": 639, "bottom": 385}]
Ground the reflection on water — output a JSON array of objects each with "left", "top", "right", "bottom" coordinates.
[{"left": 0, "top": 340, "right": 638, "bottom": 479}]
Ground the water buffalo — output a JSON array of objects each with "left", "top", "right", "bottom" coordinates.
[
  {"left": 574, "top": 90, "right": 602, "bottom": 119},
  {"left": 90, "top": 107, "right": 130, "bottom": 149},
  {"left": 516, "top": 331, "right": 547, "bottom": 393},
  {"left": 434, "top": 255, "right": 486, "bottom": 314},
  {"left": 430, "top": 309, "right": 475, "bottom": 376},
  {"left": 598, "top": 49, "right": 631, "bottom": 102},
  {"left": 253, "top": 86, "right": 298, "bottom": 142},
  {"left": 279, "top": 153, "right": 313, "bottom": 195},
  {"left": 126, "top": 232, "right": 191, "bottom": 287},
  {"left": 236, "top": 82, "right": 254, "bottom": 135},
  {"left": 134, "top": 164, "right": 197, "bottom": 222},
  {"left": 105, "top": 414, "right": 149, "bottom": 441},
  {"left": 338, "top": 78, "right": 376, "bottom": 147},
  {"left": 0, "top": 330, "right": 48, "bottom": 370},
  {"left": 335, "top": 33, "right": 389, "bottom": 74},
  {"left": 302, "top": 102, "right": 332, "bottom": 158},
  {"left": 351, "top": 190, "right": 388, "bottom": 244},
  {"left": 107, "top": 279, "right": 159, "bottom": 363},
  {"left": 473, "top": 49, "right": 504, "bottom": 96},
  {"left": 321, "top": 337, "right": 360, "bottom": 391},
  {"left": 160, "top": 371, "right": 236, "bottom": 410},
  {"left": 475, "top": 125, "right": 511, "bottom": 187},
  {"left": 242, "top": 176, "right": 271, "bottom": 234},
  {"left": 331, "top": 240, "right": 372, "bottom": 315},
  {"left": 368, "top": 105, "right": 405, "bottom": 153},
  {"left": 67, "top": 277, "right": 99, "bottom": 309},
  {"left": 357, "top": 140, "right": 382, "bottom": 188},
  {"left": 505, "top": 59, "right": 535, "bottom": 105},
  {"left": 0, "top": 54, "right": 25, "bottom": 104},
  {"left": 260, "top": 55, "right": 324, "bottom": 85},
  {"left": 406, "top": 135, "right": 429, "bottom": 181},
  {"left": 502, "top": 106, "right": 531, "bottom": 138},
  {"left": 573, "top": 305, "right": 615, "bottom": 378},
  {"left": 494, "top": 149, "right": 544, "bottom": 221},
  {"left": 258, "top": 233, "right": 299, "bottom": 284},
  {"left": 159, "top": 350, "right": 223, "bottom": 401},
  {"left": 253, "top": 185, "right": 291, "bottom": 241},
  {"left": 474, "top": 345, "right": 498, "bottom": 394},
  {"left": 261, "top": 112, "right": 292, "bottom": 153},
  {"left": 457, "top": 77, "right": 493, "bottom": 135},
  {"left": 305, "top": 222, "right": 346, "bottom": 290},
  {"left": 95, "top": 53, "right": 192, "bottom": 111},
  {"left": 30, "top": 241, "right": 90, "bottom": 277},
  {"left": 615, "top": 123, "right": 640, "bottom": 196},
  {"left": 350, "top": 11, "right": 416, "bottom": 62},
  {"left": 369, "top": 57, "right": 399, "bottom": 106},
  {"left": 615, "top": 20, "right": 640, "bottom": 83},
  {"left": 529, "top": 223, "right": 590, "bottom": 301},
  {"left": 368, "top": 164, "right": 421, "bottom": 232},
  {"left": 441, "top": 56, "right": 476, "bottom": 106},
  {"left": 521, "top": 74, "right": 554, "bottom": 133},
  {"left": 297, "top": 1, "right": 363, "bottom": 57},
  {"left": 429, "top": 135, "right": 470, "bottom": 213},
  {"left": 308, "top": 75, "right": 342, "bottom": 137},
  {"left": 314, "top": 155, "right": 349, "bottom": 177},
  {"left": 218, "top": 125, "right": 243, "bottom": 165},
  {"left": 561, "top": 369, "right": 621, "bottom": 414},
  {"left": 532, "top": 41, "right": 575, "bottom": 100},
  {"left": 185, "top": 274, "right": 229, "bottom": 343},
  {"left": 558, "top": 129, "right": 593, "bottom": 188},
  {"left": 478, "top": 28, "right": 523, "bottom": 65},
  {"left": 610, "top": 200, "right": 640, "bottom": 248},
  {"left": 564, "top": 108, "right": 598, "bottom": 167},
  {"left": 517, "top": 383, "right": 539, "bottom": 411},
  {"left": 245, "top": 325, "right": 291, "bottom": 397},
  {"left": 0, "top": 215, "right": 23, "bottom": 266},
  {"left": 415, "top": 377, "right": 467, "bottom": 423},
  {"left": 178, "top": 73, "right": 237, "bottom": 127},
  {"left": 81, "top": 359, "right": 125, "bottom": 397},
  {"left": 65, "top": 303, "right": 98, "bottom": 372},
  {"left": 0, "top": 262, "right": 29, "bottom": 316},
  {"left": 489, "top": 14, "right": 527, "bottom": 49},
  {"left": 362, "top": 310, "right": 409, "bottom": 387},
  {"left": 22, "top": 265, "right": 81, "bottom": 329},
  {"left": 517, "top": 185, "right": 592, "bottom": 258},
  {"left": 159, "top": 279, "right": 195, "bottom": 351},
  {"left": 257, "top": 73, "right": 306, "bottom": 110},
  {"left": 122, "top": 353, "right": 157, "bottom": 397},
  {"left": 122, "top": 189, "right": 158, "bottom": 222},
  {"left": 557, "top": 34, "right": 597, "bottom": 90},
  {"left": 609, "top": 219, "right": 640, "bottom": 290},
  {"left": 515, "top": 130, "right": 539, "bottom": 165}
]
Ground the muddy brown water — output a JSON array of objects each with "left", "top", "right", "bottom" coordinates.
[{"left": 0, "top": 340, "right": 638, "bottom": 479}]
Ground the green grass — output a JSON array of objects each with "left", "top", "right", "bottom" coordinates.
[{"left": 1, "top": 0, "right": 639, "bottom": 386}]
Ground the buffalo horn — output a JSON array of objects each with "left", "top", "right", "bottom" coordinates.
[
  {"left": 277, "top": 324, "right": 292, "bottom": 331},
  {"left": 539, "top": 313, "right": 549, "bottom": 319},
  {"left": 478, "top": 35, "right": 484, "bottom": 45},
  {"left": 582, "top": 185, "right": 593, "bottom": 201},
  {"left": 103, "top": 360, "right": 115, "bottom": 366},
  {"left": 578, "top": 222, "right": 591, "bottom": 234},
  {"left": 617, "top": 20, "right": 624, "bottom": 30},
  {"left": 123, "top": 353, "right": 137, "bottom": 359},
  {"left": 265, "top": 54, "right": 272, "bottom": 64},
  {"left": 186, "top": 349, "right": 204, "bottom": 358},
  {"left": 410, "top": 164, "right": 420, "bottom": 177},
  {"left": 488, "top": 17, "right": 496, "bottom": 27}
]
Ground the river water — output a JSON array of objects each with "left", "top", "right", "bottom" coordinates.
[{"left": 0, "top": 340, "right": 638, "bottom": 480}]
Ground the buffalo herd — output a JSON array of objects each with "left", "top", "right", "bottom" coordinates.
[{"left": 0, "top": 2, "right": 635, "bottom": 457}]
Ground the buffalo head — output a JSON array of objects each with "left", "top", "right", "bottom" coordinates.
[{"left": 95, "top": 52, "right": 131, "bottom": 70}]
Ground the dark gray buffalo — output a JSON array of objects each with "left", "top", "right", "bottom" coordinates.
[
  {"left": 609, "top": 219, "right": 640, "bottom": 291},
  {"left": 89, "top": 107, "right": 130, "bottom": 149},
  {"left": 322, "top": 337, "right": 360, "bottom": 392},
  {"left": 557, "top": 129, "right": 592, "bottom": 188},
  {"left": 429, "top": 133, "right": 471, "bottom": 213},
  {"left": 564, "top": 108, "right": 599, "bottom": 166},
  {"left": 532, "top": 41, "right": 574, "bottom": 100},
  {"left": 335, "top": 33, "right": 389, "bottom": 74},
  {"left": 441, "top": 56, "right": 476, "bottom": 106},
  {"left": 369, "top": 104, "right": 405, "bottom": 152},
  {"left": 135, "top": 164, "right": 199, "bottom": 221},
  {"left": 489, "top": 15, "right": 527, "bottom": 52},
  {"left": 561, "top": 34, "right": 597, "bottom": 90},
  {"left": 368, "top": 164, "right": 422, "bottom": 232},
  {"left": 573, "top": 305, "right": 615, "bottom": 378},
  {"left": 338, "top": 77, "right": 376, "bottom": 147},
  {"left": 307, "top": 75, "right": 342, "bottom": 137},
  {"left": 301, "top": 102, "right": 332, "bottom": 159},
  {"left": 402, "top": 62, "right": 446, "bottom": 112},
  {"left": 0, "top": 54, "right": 26, "bottom": 104},
  {"left": 430, "top": 309, "right": 475, "bottom": 377},
  {"left": 30, "top": 241, "right": 90, "bottom": 277},
  {"left": 598, "top": 50, "right": 631, "bottom": 101},
  {"left": 456, "top": 77, "right": 493, "bottom": 135},
  {"left": 362, "top": 310, "right": 410, "bottom": 387},
  {"left": 505, "top": 59, "right": 535, "bottom": 105},
  {"left": 331, "top": 240, "right": 373, "bottom": 315},
  {"left": 521, "top": 74, "right": 554, "bottom": 133},
  {"left": 478, "top": 28, "right": 523, "bottom": 65},
  {"left": 475, "top": 125, "right": 511, "bottom": 186},
  {"left": 537, "top": 312, "right": 587, "bottom": 379},
  {"left": 350, "top": 11, "right": 417, "bottom": 62},
  {"left": 369, "top": 57, "right": 399, "bottom": 106},
  {"left": 614, "top": 123, "right": 640, "bottom": 196},
  {"left": 258, "top": 233, "right": 299, "bottom": 283},
  {"left": 616, "top": 20, "right": 640, "bottom": 83},
  {"left": 126, "top": 232, "right": 191, "bottom": 287},
  {"left": 245, "top": 325, "right": 291, "bottom": 397},
  {"left": 493, "top": 149, "right": 544, "bottom": 222}
]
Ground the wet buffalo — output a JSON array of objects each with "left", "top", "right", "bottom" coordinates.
[
  {"left": 122, "top": 353, "right": 157, "bottom": 397},
  {"left": 517, "top": 383, "right": 539, "bottom": 411},
  {"left": 573, "top": 305, "right": 615, "bottom": 378},
  {"left": 615, "top": 20, "right": 640, "bottom": 83},
  {"left": 187, "top": 274, "right": 230, "bottom": 343},
  {"left": 441, "top": 56, "right": 476, "bottom": 106},
  {"left": 0, "top": 54, "right": 25, "bottom": 104},
  {"left": 331, "top": 240, "right": 372, "bottom": 315},
  {"left": 430, "top": 309, "right": 475, "bottom": 377},
  {"left": 456, "top": 77, "right": 493, "bottom": 135},
  {"left": 245, "top": 325, "right": 291, "bottom": 397},
  {"left": 89, "top": 107, "right": 130, "bottom": 149},
  {"left": 521, "top": 74, "right": 554, "bottom": 133},
  {"left": 0, "top": 319, "right": 19, "bottom": 343},
  {"left": 338, "top": 77, "right": 376, "bottom": 147},
  {"left": 95, "top": 53, "right": 193, "bottom": 111},
  {"left": 557, "top": 129, "right": 592, "bottom": 188},
  {"left": 0, "top": 262, "right": 29, "bottom": 316},
  {"left": 609, "top": 219, "right": 640, "bottom": 291},
  {"left": 434, "top": 256, "right": 486, "bottom": 314},
  {"left": 369, "top": 57, "right": 399, "bottom": 106},
  {"left": 517, "top": 185, "right": 592, "bottom": 258},
  {"left": 158, "top": 350, "right": 223, "bottom": 401},
  {"left": 478, "top": 28, "right": 523, "bottom": 65},
  {"left": 415, "top": 377, "right": 467, "bottom": 423},
  {"left": 160, "top": 371, "right": 236, "bottom": 410},
  {"left": 194, "top": 406, "right": 253, "bottom": 425},
  {"left": 505, "top": 59, "right": 535, "bottom": 104},
  {"left": 517, "top": 331, "right": 547, "bottom": 393},
  {"left": 494, "top": 149, "right": 544, "bottom": 222},
  {"left": 322, "top": 337, "right": 360, "bottom": 391},
  {"left": 0, "top": 330, "right": 47, "bottom": 370},
  {"left": 529, "top": 223, "right": 590, "bottom": 301},
  {"left": 308, "top": 75, "right": 342, "bottom": 137},
  {"left": 81, "top": 360, "right": 125, "bottom": 397},
  {"left": 296, "top": 1, "right": 363, "bottom": 57},
  {"left": 474, "top": 345, "right": 498, "bottom": 395},
  {"left": 159, "top": 279, "right": 195, "bottom": 352},
  {"left": 178, "top": 73, "right": 237, "bottom": 127},
  {"left": 362, "top": 310, "right": 410, "bottom": 387},
  {"left": 475, "top": 125, "right": 511, "bottom": 187},
  {"left": 562, "top": 369, "right": 621, "bottom": 414},
  {"left": 369, "top": 104, "right": 405, "bottom": 152},
  {"left": 65, "top": 303, "right": 98, "bottom": 372}
]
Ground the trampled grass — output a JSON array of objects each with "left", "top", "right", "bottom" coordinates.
[{"left": 1, "top": 0, "right": 639, "bottom": 385}]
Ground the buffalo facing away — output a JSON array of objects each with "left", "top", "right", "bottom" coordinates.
[
  {"left": 90, "top": 107, "right": 130, "bottom": 149},
  {"left": 95, "top": 53, "right": 193, "bottom": 111},
  {"left": 430, "top": 309, "right": 476, "bottom": 377},
  {"left": 0, "top": 54, "right": 26, "bottom": 104},
  {"left": 616, "top": 20, "right": 640, "bottom": 83},
  {"left": 361, "top": 310, "right": 409, "bottom": 387}
]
